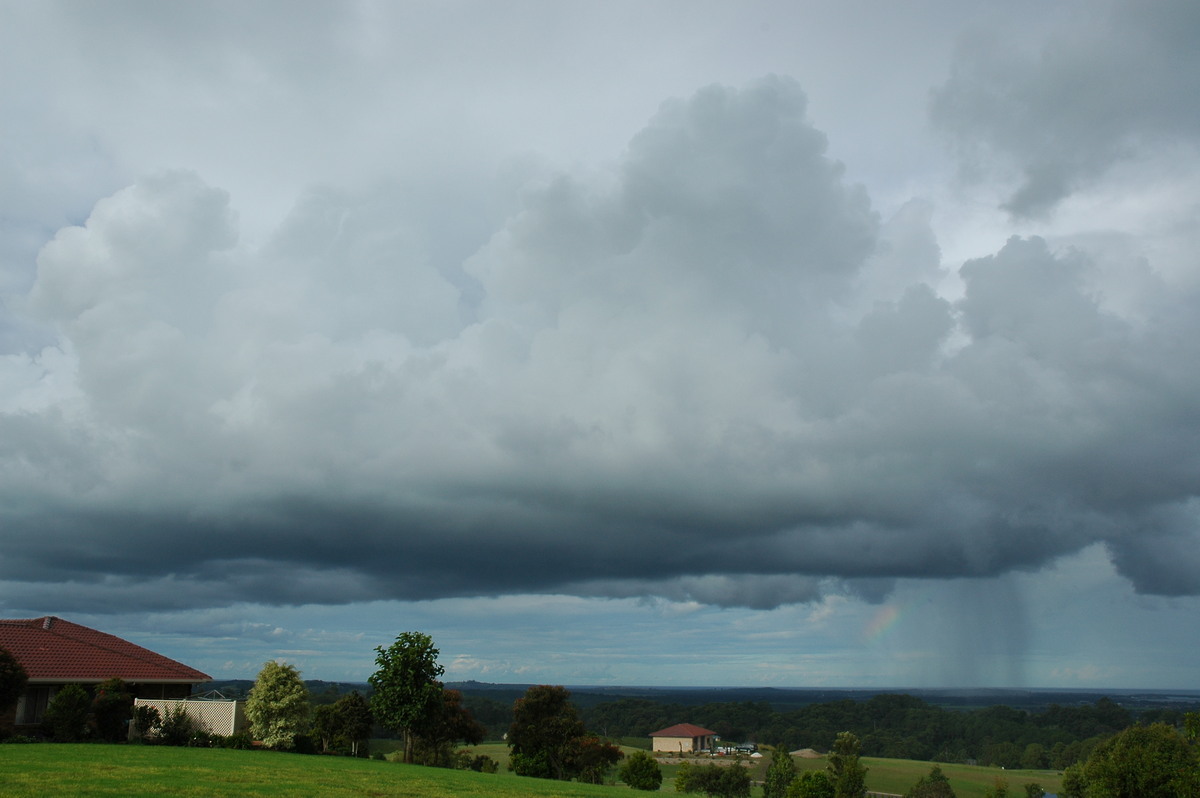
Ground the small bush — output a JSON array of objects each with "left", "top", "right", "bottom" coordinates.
[
  {"left": 157, "top": 704, "right": 198, "bottom": 746},
  {"left": 222, "top": 732, "right": 254, "bottom": 750},
  {"left": 43, "top": 684, "right": 92, "bottom": 742},
  {"left": 131, "top": 705, "right": 161, "bottom": 741}
]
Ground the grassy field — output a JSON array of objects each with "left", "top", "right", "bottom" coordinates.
[
  {"left": 0, "top": 743, "right": 1064, "bottom": 797},
  {"left": 0, "top": 744, "right": 620, "bottom": 798}
]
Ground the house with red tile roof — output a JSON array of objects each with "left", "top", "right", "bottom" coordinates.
[
  {"left": 0, "top": 616, "right": 210, "bottom": 729},
  {"left": 650, "top": 722, "right": 718, "bottom": 753}
]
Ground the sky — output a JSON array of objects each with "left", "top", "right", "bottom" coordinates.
[{"left": 2, "top": 0, "right": 1199, "bottom": 690}]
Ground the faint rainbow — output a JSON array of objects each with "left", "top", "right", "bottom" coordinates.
[{"left": 862, "top": 603, "right": 903, "bottom": 643}]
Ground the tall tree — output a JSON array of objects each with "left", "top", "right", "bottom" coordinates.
[
  {"left": 764, "top": 747, "right": 799, "bottom": 798},
  {"left": 368, "top": 631, "right": 444, "bottom": 764},
  {"left": 828, "top": 731, "right": 868, "bottom": 798},
  {"left": 246, "top": 660, "right": 311, "bottom": 750},
  {"left": 335, "top": 691, "right": 374, "bottom": 757}
]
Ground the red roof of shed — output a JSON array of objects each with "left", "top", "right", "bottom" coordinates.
[
  {"left": 0, "top": 616, "right": 210, "bottom": 684},
  {"left": 651, "top": 723, "right": 717, "bottom": 737}
]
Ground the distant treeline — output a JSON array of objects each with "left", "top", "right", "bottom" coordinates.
[
  {"left": 204, "top": 679, "right": 1200, "bottom": 768},
  {"left": 577, "top": 693, "right": 1199, "bottom": 768}
]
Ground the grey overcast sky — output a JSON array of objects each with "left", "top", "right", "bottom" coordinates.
[{"left": 2, "top": 0, "right": 1200, "bottom": 689}]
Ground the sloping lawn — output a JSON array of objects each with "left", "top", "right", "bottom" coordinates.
[{"left": 0, "top": 744, "right": 625, "bottom": 798}]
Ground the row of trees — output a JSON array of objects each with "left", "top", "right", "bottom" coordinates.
[{"left": 582, "top": 692, "right": 1152, "bottom": 766}]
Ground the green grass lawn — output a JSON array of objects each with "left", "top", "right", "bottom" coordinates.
[
  {"left": 0, "top": 743, "right": 1065, "bottom": 797},
  {"left": 0, "top": 744, "right": 624, "bottom": 798}
]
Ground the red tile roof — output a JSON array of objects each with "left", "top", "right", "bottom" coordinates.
[
  {"left": 651, "top": 723, "right": 717, "bottom": 737},
  {"left": 0, "top": 616, "right": 210, "bottom": 684}
]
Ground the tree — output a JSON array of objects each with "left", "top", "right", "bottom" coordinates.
[
  {"left": 0, "top": 647, "right": 28, "bottom": 719},
  {"left": 246, "top": 660, "right": 311, "bottom": 750},
  {"left": 335, "top": 691, "right": 374, "bottom": 757},
  {"left": 788, "top": 771, "right": 836, "bottom": 798},
  {"left": 984, "top": 778, "right": 1008, "bottom": 798},
  {"left": 620, "top": 750, "right": 663, "bottom": 791},
  {"left": 1022, "top": 784, "right": 1044, "bottom": 798},
  {"left": 368, "top": 631, "right": 444, "bottom": 764},
  {"left": 905, "top": 765, "right": 957, "bottom": 798},
  {"left": 312, "top": 691, "right": 375, "bottom": 756},
  {"left": 1081, "top": 722, "right": 1198, "bottom": 798},
  {"left": 828, "top": 731, "right": 868, "bottom": 798},
  {"left": 764, "top": 747, "right": 799, "bottom": 798},
  {"left": 42, "top": 684, "right": 91, "bottom": 742},
  {"left": 508, "top": 685, "right": 618, "bottom": 782},
  {"left": 676, "top": 761, "right": 752, "bottom": 798},
  {"left": 91, "top": 677, "right": 133, "bottom": 742},
  {"left": 411, "top": 689, "right": 486, "bottom": 767}
]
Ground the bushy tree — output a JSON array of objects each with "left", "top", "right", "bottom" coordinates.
[
  {"left": 788, "top": 770, "right": 835, "bottom": 798},
  {"left": 246, "top": 660, "right": 311, "bottom": 750},
  {"left": 620, "top": 750, "right": 663, "bottom": 791},
  {"left": 573, "top": 734, "right": 623, "bottom": 784},
  {"left": 508, "top": 685, "right": 587, "bottom": 780},
  {"left": 369, "top": 631, "right": 444, "bottom": 764},
  {"left": 905, "top": 765, "right": 956, "bottom": 798},
  {"left": 764, "top": 747, "right": 798, "bottom": 798},
  {"left": 411, "top": 689, "right": 486, "bottom": 767},
  {"left": 675, "top": 761, "right": 752, "bottom": 798},
  {"left": 91, "top": 677, "right": 133, "bottom": 742},
  {"left": 0, "top": 647, "right": 28, "bottom": 719},
  {"left": 828, "top": 731, "right": 868, "bottom": 798},
  {"left": 1080, "top": 722, "right": 1198, "bottom": 797},
  {"left": 1022, "top": 784, "right": 1044, "bottom": 798},
  {"left": 313, "top": 691, "right": 374, "bottom": 756},
  {"left": 42, "top": 684, "right": 91, "bottom": 741}
]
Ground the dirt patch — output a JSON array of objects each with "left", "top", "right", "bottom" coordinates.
[{"left": 791, "top": 748, "right": 822, "bottom": 758}]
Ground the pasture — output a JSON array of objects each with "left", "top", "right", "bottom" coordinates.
[{"left": 0, "top": 743, "right": 1064, "bottom": 797}]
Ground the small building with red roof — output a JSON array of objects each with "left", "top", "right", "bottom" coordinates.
[
  {"left": 650, "top": 722, "right": 718, "bottom": 753},
  {"left": 0, "top": 616, "right": 210, "bottom": 729}
]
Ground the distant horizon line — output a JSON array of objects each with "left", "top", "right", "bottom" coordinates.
[{"left": 203, "top": 677, "right": 1200, "bottom": 696}]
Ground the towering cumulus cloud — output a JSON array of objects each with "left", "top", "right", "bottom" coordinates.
[{"left": 3, "top": 75, "right": 1199, "bottom": 614}]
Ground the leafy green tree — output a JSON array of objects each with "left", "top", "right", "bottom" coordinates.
[
  {"left": 788, "top": 770, "right": 835, "bottom": 798},
  {"left": 91, "top": 677, "right": 133, "bottom": 742},
  {"left": 246, "top": 660, "right": 311, "bottom": 750},
  {"left": 676, "top": 761, "right": 752, "bottom": 798},
  {"left": 1022, "top": 784, "right": 1044, "bottom": 798},
  {"left": 573, "top": 734, "right": 624, "bottom": 784},
  {"left": 764, "top": 747, "right": 799, "bottom": 798},
  {"left": 335, "top": 691, "right": 374, "bottom": 757},
  {"left": 619, "top": 750, "right": 663, "bottom": 791},
  {"left": 1020, "top": 742, "right": 1047, "bottom": 770},
  {"left": 508, "top": 685, "right": 588, "bottom": 779},
  {"left": 0, "top": 647, "right": 28, "bottom": 718},
  {"left": 311, "top": 703, "right": 339, "bottom": 752},
  {"left": 369, "top": 631, "right": 444, "bottom": 764},
  {"left": 984, "top": 778, "right": 1008, "bottom": 798},
  {"left": 828, "top": 731, "right": 868, "bottom": 798},
  {"left": 905, "top": 765, "right": 956, "bottom": 798},
  {"left": 412, "top": 689, "right": 486, "bottom": 767},
  {"left": 1082, "top": 722, "right": 1198, "bottom": 798},
  {"left": 1060, "top": 763, "right": 1088, "bottom": 798},
  {"left": 506, "top": 685, "right": 620, "bottom": 782},
  {"left": 42, "top": 684, "right": 91, "bottom": 741}
]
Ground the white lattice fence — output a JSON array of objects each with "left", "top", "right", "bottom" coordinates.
[{"left": 133, "top": 698, "right": 248, "bottom": 736}]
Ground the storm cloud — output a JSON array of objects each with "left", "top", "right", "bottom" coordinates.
[{"left": 3, "top": 70, "right": 1198, "bottom": 614}]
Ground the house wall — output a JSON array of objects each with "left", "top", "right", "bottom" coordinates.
[
  {"left": 8, "top": 682, "right": 197, "bottom": 729},
  {"left": 652, "top": 734, "right": 714, "bottom": 753}
]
